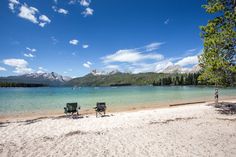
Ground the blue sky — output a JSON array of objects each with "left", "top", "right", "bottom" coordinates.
[{"left": 0, "top": 0, "right": 211, "bottom": 77}]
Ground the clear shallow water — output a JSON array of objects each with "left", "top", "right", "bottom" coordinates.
[{"left": 0, "top": 86, "right": 235, "bottom": 115}]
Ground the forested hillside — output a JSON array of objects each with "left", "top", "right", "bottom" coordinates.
[{"left": 67, "top": 72, "right": 203, "bottom": 87}]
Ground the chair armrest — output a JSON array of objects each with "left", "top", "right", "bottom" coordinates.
[{"left": 64, "top": 107, "right": 68, "bottom": 113}]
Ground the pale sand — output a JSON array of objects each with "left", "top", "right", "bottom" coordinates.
[{"left": 0, "top": 101, "right": 236, "bottom": 157}]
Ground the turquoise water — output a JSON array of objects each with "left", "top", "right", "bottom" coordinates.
[{"left": 0, "top": 86, "right": 235, "bottom": 115}]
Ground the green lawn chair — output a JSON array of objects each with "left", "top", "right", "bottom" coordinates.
[{"left": 64, "top": 102, "right": 80, "bottom": 116}]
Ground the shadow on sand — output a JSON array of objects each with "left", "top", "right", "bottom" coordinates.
[
  {"left": 0, "top": 121, "right": 10, "bottom": 128},
  {"left": 214, "top": 102, "right": 236, "bottom": 115},
  {"left": 0, "top": 113, "right": 115, "bottom": 127}
]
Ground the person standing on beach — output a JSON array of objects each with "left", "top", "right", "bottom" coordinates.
[{"left": 215, "top": 88, "right": 218, "bottom": 106}]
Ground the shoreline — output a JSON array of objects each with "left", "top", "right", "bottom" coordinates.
[
  {"left": 1, "top": 99, "right": 236, "bottom": 156},
  {"left": 1, "top": 97, "right": 235, "bottom": 123}
]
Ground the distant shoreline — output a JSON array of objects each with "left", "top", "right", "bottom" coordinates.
[{"left": 1, "top": 84, "right": 236, "bottom": 88}]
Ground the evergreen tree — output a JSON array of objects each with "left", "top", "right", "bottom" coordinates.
[
  {"left": 199, "top": 0, "right": 236, "bottom": 104},
  {"left": 199, "top": 0, "right": 236, "bottom": 86}
]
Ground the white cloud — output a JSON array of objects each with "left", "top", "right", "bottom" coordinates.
[
  {"left": 8, "top": 0, "right": 20, "bottom": 12},
  {"left": 39, "top": 15, "right": 51, "bottom": 23},
  {"left": 184, "top": 48, "right": 197, "bottom": 56},
  {"left": 58, "top": 8, "right": 69, "bottom": 14},
  {"left": 120, "top": 61, "right": 173, "bottom": 74},
  {"left": 164, "top": 19, "right": 169, "bottom": 24},
  {"left": 9, "top": 0, "right": 19, "bottom": 4},
  {"left": 9, "top": 2, "right": 51, "bottom": 27},
  {"left": 14, "top": 67, "right": 33, "bottom": 74},
  {"left": 3, "top": 58, "right": 33, "bottom": 74},
  {"left": 145, "top": 42, "right": 164, "bottom": 52},
  {"left": 83, "top": 63, "right": 90, "bottom": 68},
  {"left": 39, "top": 15, "right": 51, "bottom": 27},
  {"left": 68, "top": 0, "right": 91, "bottom": 6},
  {"left": 52, "top": 6, "right": 69, "bottom": 15},
  {"left": 100, "top": 43, "right": 200, "bottom": 74},
  {"left": 68, "top": 0, "right": 77, "bottom": 4},
  {"left": 24, "top": 53, "right": 35, "bottom": 58},
  {"left": 36, "top": 67, "right": 47, "bottom": 73},
  {"left": 39, "top": 22, "right": 46, "bottom": 27},
  {"left": 0, "top": 66, "right": 6, "bottom": 71},
  {"left": 127, "top": 63, "right": 155, "bottom": 74},
  {"left": 102, "top": 49, "right": 163, "bottom": 63},
  {"left": 52, "top": 6, "right": 57, "bottom": 12},
  {"left": 26, "top": 47, "right": 36, "bottom": 52},
  {"left": 102, "top": 59, "right": 197, "bottom": 74},
  {"left": 186, "top": 48, "right": 197, "bottom": 53},
  {"left": 29, "top": 7, "right": 38, "bottom": 12},
  {"left": 101, "top": 43, "right": 165, "bottom": 73},
  {"left": 82, "top": 44, "right": 89, "bottom": 48},
  {"left": 69, "top": 39, "right": 79, "bottom": 45},
  {"left": 18, "top": 4, "right": 38, "bottom": 24},
  {"left": 3, "top": 58, "right": 28, "bottom": 67},
  {"left": 24, "top": 47, "right": 36, "bottom": 58},
  {"left": 83, "top": 61, "right": 92, "bottom": 68},
  {"left": 9, "top": 3, "right": 15, "bottom": 11},
  {"left": 105, "top": 65, "right": 120, "bottom": 70},
  {"left": 175, "top": 55, "right": 199, "bottom": 66},
  {"left": 82, "top": 7, "right": 94, "bottom": 17},
  {"left": 80, "top": 0, "right": 90, "bottom": 7}
]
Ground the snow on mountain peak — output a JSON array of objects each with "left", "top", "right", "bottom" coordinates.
[{"left": 21, "top": 72, "right": 72, "bottom": 82}]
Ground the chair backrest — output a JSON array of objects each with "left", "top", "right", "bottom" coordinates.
[
  {"left": 96, "top": 102, "right": 106, "bottom": 111},
  {"left": 67, "top": 103, "right": 77, "bottom": 112}
]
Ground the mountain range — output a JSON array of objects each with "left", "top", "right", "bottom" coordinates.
[
  {"left": 0, "top": 65, "right": 201, "bottom": 86},
  {"left": 0, "top": 72, "right": 72, "bottom": 86}
]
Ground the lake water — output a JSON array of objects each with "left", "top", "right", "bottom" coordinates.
[{"left": 0, "top": 86, "right": 235, "bottom": 115}]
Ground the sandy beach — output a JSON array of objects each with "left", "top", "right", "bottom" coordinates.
[{"left": 0, "top": 100, "right": 236, "bottom": 157}]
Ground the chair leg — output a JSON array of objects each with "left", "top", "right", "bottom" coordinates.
[
  {"left": 71, "top": 112, "right": 74, "bottom": 118},
  {"left": 96, "top": 111, "right": 98, "bottom": 117}
]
